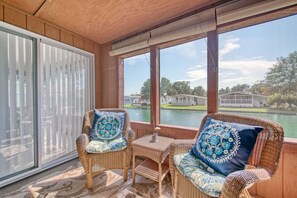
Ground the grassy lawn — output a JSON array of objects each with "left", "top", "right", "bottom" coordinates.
[{"left": 124, "top": 104, "right": 296, "bottom": 114}]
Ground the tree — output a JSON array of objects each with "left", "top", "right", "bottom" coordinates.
[
  {"left": 192, "top": 86, "right": 206, "bottom": 96},
  {"left": 172, "top": 81, "right": 191, "bottom": 94},
  {"left": 267, "top": 93, "right": 283, "bottom": 108},
  {"left": 219, "top": 86, "right": 230, "bottom": 94},
  {"left": 250, "top": 80, "right": 271, "bottom": 95},
  {"left": 140, "top": 79, "right": 150, "bottom": 100},
  {"left": 231, "top": 84, "right": 250, "bottom": 92},
  {"left": 266, "top": 51, "right": 297, "bottom": 94},
  {"left": 160, "top": 77, "right": 172, "bottom": 97},
  {"left": 265, "top": 51, "right": 297, "bottom": 109}
]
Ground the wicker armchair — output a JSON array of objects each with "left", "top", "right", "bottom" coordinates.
[
  {"left": 169, "top": 113, "right": 284, "bottom": 198},
  {"left": 76, "top": 108, "right": 135, "bottom": 189}
]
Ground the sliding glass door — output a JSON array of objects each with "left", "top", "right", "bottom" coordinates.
[
  {"left": 40, "top": 42, "right": 93, "bottom": 164},
  {"left": 0, "top": 25, "right": 94, "bottom": 185},
  {"left": 0, "top": 29, "right": 36, "bottom": 180}
]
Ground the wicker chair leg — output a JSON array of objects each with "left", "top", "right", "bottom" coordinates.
[
  {"left": 173, "top": 170, "right": 178, "bottom": 198},
  {"left": 87, "top": 158, "right": 93, "bottom": 189},
  {"left": 123, "top": 151, "right": 128, "bottom": 181},
  {"left": 123, "top": 167, "right": 128, "bottom": 181},
  {"left": 86, "top": 173, "right": 93, "bottom": 189}
]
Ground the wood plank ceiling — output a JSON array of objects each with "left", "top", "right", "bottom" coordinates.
[{"left": 0, "top": 0, "right": 219, "bottom": 44}]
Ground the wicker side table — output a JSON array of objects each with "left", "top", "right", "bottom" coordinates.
[{"left": 132, "top": 135, "right": 174, "bottom": 196}]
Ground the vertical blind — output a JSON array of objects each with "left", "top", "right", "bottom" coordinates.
[
  {"left": 40, "top": 42, "right": 93, "bottom": 164},
  {"left": 0, "top": 30, "right": 35, "bottom": 179}
]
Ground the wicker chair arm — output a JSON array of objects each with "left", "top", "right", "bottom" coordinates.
[
  {"left": 76, "top": 133, "right": 90, "bottom": 172},
  {"left": 125, "top": 128, "right": 136, "bottom": 143},
  {"left": 170, "top": 139, "right": 196, "bottom": 155},
  {"left": 220, "top": 168, "right": 272, "bottom": 198},
  {"left": 82, "top": 125, "right": 91, "bottom": 135}
]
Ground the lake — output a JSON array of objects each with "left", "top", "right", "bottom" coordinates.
[{"left": 125, "top": 108, "right": 297, "bottom": 138}]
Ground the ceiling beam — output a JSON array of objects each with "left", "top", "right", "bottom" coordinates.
[{"left": 34, "top": 0, "right": 52, "bottom": 17}]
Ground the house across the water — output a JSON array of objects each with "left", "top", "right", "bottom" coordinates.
[
  {"left": 219, "top": 92, "right": 268, "bottom": 107},
  {"left": 169, "top": 94, "right": 207, "bottom": 106}
]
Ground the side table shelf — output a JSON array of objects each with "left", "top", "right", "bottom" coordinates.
[{"left": 135, "top": 158, "right": 169, "bottom": 182}]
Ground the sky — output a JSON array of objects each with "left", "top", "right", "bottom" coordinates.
[{"left": 124, "top": 14, "right": 297, "bottom": 96}]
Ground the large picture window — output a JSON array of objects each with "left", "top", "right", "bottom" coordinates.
[
  {"left": 160, "top": 39, "right": 208, "bottom": 128},
  {"left": 124, "top": 53, "right": 150, "bottom": 122},
  {"left": 218, "top": 14, "right": 297, "bottom": 138}
]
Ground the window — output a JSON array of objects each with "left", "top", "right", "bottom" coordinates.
[
  {"left": 160, "top": 39, "right": 207, "bottom": 128},
  {"left": 218, "top": 14, "right": 297, "bottom": 138},
  {"left": 124, "top": 53, "right": 150, "bottom": 122},
  {"left": 40, "top": 42, "right": 94, "bottom": 163},
  {"left": 0, "top": 29, "right": 36, "bottom": 180}
]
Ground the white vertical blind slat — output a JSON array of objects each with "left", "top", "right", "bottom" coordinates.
[
  {"left": 66, "top": 51, "right": 72, "bottom": 152},
  {"left": 8, "top": 34, "right": 17, "bottom": 174},
  {"left": 25, "top": 39, "right": 33, "bottom": 167},
  {"left": 51, "top": 46, "right": 57, "bottom": 153},
  {"left": 57, "top": 48, "right": 62, "bottom": 153},
  {"left": 61, "top": 50, "right": 67, "bottom": 155},
  {"left": 45, "top": 44, "right": 51, "bottom": 160},
  {"left": 18, "top": 37, "right": 25, "bottom": 166},
  {"left": 71, "top": 53, "right": 76, "bottom": 151}
]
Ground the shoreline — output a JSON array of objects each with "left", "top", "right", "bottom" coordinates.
[{"left": 124, "top": 105, "right": 297, "bottom": 115}]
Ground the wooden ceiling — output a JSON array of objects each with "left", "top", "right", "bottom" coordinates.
[{"left": 1, "top": 0, "right": 220, "bottom": 44}]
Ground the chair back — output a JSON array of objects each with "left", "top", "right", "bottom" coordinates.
[
  {"left": 196, "top": 113, "right": 284, "bottom": 176},
  {"left": 82, "top": 108, "right": 131, "bottom": 137}
]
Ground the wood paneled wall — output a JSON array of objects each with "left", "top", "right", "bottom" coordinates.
[
  {"left": 130, "top": 121, "right": 297, "bottom": 198},
  {"left": 0, "top": 2, "right": 101, "bottom": 108},
  {"left": 0, "top": 3, "right": 95, "bottom": 53},
  {"left": 99, "top": 44, "right": 119, "bottom": 108}
]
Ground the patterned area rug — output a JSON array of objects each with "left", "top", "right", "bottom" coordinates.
[{"left": 1, "top": 164, "right": 173, "bottom": 198}]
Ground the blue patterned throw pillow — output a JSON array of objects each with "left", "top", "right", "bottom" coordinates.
[
  {"left": 90, "top": 110, "right": 126, "bottom": 143},
  {"left": 191, "top": 117, "right": 263, "bottom": 176}
]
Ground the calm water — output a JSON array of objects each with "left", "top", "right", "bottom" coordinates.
[{"left": 126, "top": 108, "right": 297, "bottom": 138}]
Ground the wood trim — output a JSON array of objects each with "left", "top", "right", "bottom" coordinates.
[
  {"left": 84, "top": 40, "right": 94, "bottom": 53},
  {"left": 118, "top": 57, "right": 124, "bottom": 108},
  {"left": 150, "top": 45, "right": 160, "bottom": 128},
  {"left": 73, "top": 36, "right": 84, "bottom": 49},
  {"left": 27, "top": 16, "right": 45, "bottom": 35},
  {"left": 207, "top": 30, "right": 218, "bottom": 114},
  {"left": 4, "top": 6, "right": 26, "bottom": 29},
  {"left": 0, "top": 4, "right": 3, "bottom": 21},
  {"left": 94, "top": 44, "right": 101, "bottom": 108},
  {"left": 45, "top": 23, "right": 60, "bottom": 41},
  {"left": 60, "top": 30, "right": 73, "bottom": 46}
]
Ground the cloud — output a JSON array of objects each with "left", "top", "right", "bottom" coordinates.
[
  {"left": 187, "top": 65, "right": 203, "bottom": 71},
  {"left": 219, "top": 58, "right": 276, "bottom": 88},
  {"left": 186, "top": 68, "right": 207, "bottom": 80},
  {"left": 219, "top": 37, "right": 240, "bottom": 59}
]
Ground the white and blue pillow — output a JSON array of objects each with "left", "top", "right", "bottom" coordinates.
[
  {"left": 90, "top": 110, "right": 126, "bottom": 143},
  {"left": 191, "top": 117, "right": 263, "bottom": 176}
]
